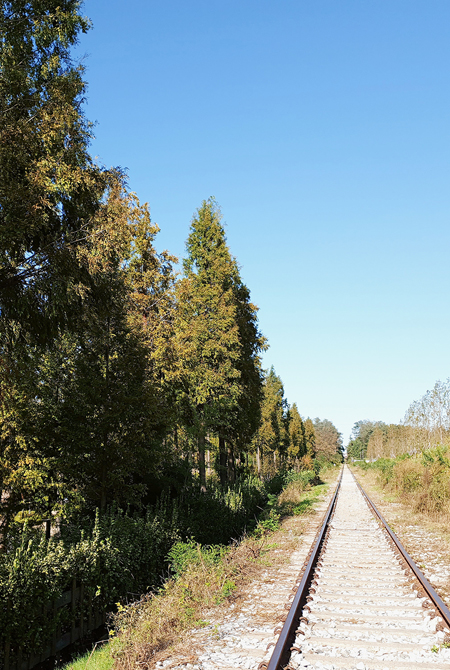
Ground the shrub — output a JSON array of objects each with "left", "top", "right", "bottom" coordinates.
[{"left": 359, "top": 447, "right": 450, "bottom": 519}]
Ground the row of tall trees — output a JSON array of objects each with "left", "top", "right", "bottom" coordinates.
[
  {"left": 250, "top": 369, "right": 342, "bottom": 475},
  {"left": 0, "top": 0, "right": 343, "bottom": 535},
  {"left": 0, "top": 186, "right": 267, "bottom": 527}
]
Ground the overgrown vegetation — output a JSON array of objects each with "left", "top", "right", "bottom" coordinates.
[
  {"left": 353, "top": 447, "right": 450, "bottom": 519},
  {"left": 0, "top": 465, "right": 335, "bottom": 659},
  {"left": 108, "top": 468, "right": 331, "bottom": 670},
  {"left": 0, "top": 472, "right": 268, "bottom": 656}
]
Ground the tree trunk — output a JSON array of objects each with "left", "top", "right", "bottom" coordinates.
[
  {"left": 219, "top": 433, "right": 227, "bottom": 486},
  {"left": 101, "top": 316, "right": 110, "bottom": 511},
  {"left": 100, "top": 462, "right": 107, "bottom": 511},
  {"left": 227, "top": 444, "right": 235, "bottom": 484},
  {"left": 198, "top": 433, "right": 207, "bottom": 492},
  {"left": 256, "top": 446, "right": 261, "bottom": 477}
]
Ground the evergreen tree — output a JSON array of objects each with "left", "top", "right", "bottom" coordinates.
[
  {"left": 171, "top": 199, "right": 243, "bottom": 490},
  {"left": 0, "top": 181, "right": 175, "bottom": 526},
  {"left": 251, "top": 367, "right": 289, "bottom": 475},
  {"left": 287, "top": 402, "right": 306, "bottom": 463},
  {"left": 304, "top": 418, "right": 316, "bottom": 459},
  {"left": 218, "top": 262, "right": 266, "bottom": 484},
  {"left": 0, "top": 0, "right": 106, "bottom": 341},
  {"left": 58, "top": 183, "right": 172, "bottom": 510}
]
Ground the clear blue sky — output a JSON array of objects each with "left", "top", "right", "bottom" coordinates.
[{"left": 75, "top": 0, "right": 450, "bottom": 445}]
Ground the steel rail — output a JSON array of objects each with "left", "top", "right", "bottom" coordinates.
[
  {"left": 350, "top": 467, "right": 450, "bottom": 628},
  {"left": 263, "top": 467, "right": 344, "bottom": 670}
]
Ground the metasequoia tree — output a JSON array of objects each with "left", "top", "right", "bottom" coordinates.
[
  {"left": 304, "top": 418, "right": 316, "bottom": 459},
  {"left": 0, "top": 179, "right": 176, "bottom": 525},
  {"left": 0, "top": 0, "right": 106, "bottom": 341},
  {"left": 172, "top": 198, "right": 255, "bottom": 490},
  {"left": 60, "top": 181, "right": 176, "bottom": 510},
  {"left": 251, "top": 367, "right": 289, "bottom": 476},
  {"left": 287, "top": 403, "right": 306, "bottom": 464},
  {"left": 219, "top": 265, "right": 266, "bottom": 484},
  {"left": 0, "top": 0, "right": 108, "bottom": 529}
]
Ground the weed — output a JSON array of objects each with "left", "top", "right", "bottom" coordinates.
[
  {"left": 62, "top": 643, "right": 113, "bottom": 670},
  {"left": 255, "top": 509, "right": 281, "bottom": 536}
]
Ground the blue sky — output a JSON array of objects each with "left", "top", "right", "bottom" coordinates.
[{"left": 75, "top": 0, "right": 450, "bottom": 444}]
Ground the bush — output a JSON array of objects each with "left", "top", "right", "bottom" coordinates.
[
  {"left": 358, "top": 448, "right": 450, "bottom": 518},
  {"left": 0, "top": 466, "right": 316, "bottom": 662},
  {"left": 0, "top": 473, "right": 268, "bottom": 661}
]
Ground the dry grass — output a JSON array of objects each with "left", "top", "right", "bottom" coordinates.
[
  {"left": 353, "top": 465, "right": 450, "bottom": 531},
  {"left": 361, "top": 459, "right": 450, "bottom": 523},
  {"left": 278, "top": 480, "right": 306, "bottom": 507}
]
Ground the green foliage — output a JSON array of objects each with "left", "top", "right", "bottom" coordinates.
[
  {"left": 0, "top": 470, "right": 269, "bottom": 658},
  {"left": 0, "top": 0, "right": 107, "bottom": 340},
  {"left": 250, "top": 367, "right": 290, "bottom": 476},
  {"left": 285, "top": 469, "right": 317, "bottom": 487},
  {"left": 264, "top": 468, "right": 316, "bottom": 495},
  {"left": 304, "top": 418, "right": 316, "bottom": 459},
  {"left": 1, "top": 524, "right": 113, "bottom": 655},
  {"left": 287, "top": 403, "right": 306, "bottom": 460},
  {"left": 171, "top": 198, "right": 265, "bottom": 489},
  {"left": 218, "top": 578, "right": 236, "bottom": 600},
  {"left": 167, "top": 540, "right": 225, "bottom": 579},
  {"left": 62, "top": 645, "right": 114, "bottom": 670},
  {"left": 172, "top": 475, "right": 266, "bottom": 545},
  {"left": 291, "top": 483, "right": 328, "bottom": 516},
  {"left": 254, "top": 509, "right": 281, "bottom": 535},
  {"left": 0, "top": 182, "right": 177, "bottom": 528}
]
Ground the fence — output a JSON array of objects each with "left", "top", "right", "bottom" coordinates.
[{"left": 3, "top": 579, "right": 107, "bottom": 670}]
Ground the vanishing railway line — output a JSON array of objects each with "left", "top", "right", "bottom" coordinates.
[{"left": 263, "top": 465, "right": 450, "bottom": 670}]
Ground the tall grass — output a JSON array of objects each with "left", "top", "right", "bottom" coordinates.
[{"left": 359, "top": 447, "right": 450, "bottom": 519}]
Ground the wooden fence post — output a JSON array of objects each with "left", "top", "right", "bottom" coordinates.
[
  {"left": 51, "top": 597, "right": 57, "bottom": 658},
  {"left": 70, "top": 577, "right": 76, "bottom": 644},
  {"left": 4, "top": 599, "right": 11, "bottom": 670},
  {"left": 79, "top": 583, "right": 84, "bottom": 638}
]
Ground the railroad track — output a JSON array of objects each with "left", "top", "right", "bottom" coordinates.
[{"left": 263, "top": 465, "right": 450, "bottom": 670}]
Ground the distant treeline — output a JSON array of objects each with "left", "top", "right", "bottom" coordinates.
[{"left": 347, "top": 379, "right": 450, "bottom": 460}]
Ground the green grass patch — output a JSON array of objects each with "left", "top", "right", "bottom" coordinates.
[
  {"left": 62, "top": 643, "right": 113, "bottom": 670},
  {"left": 291, "top": 483, "right": 328, "bottom": 515}
]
